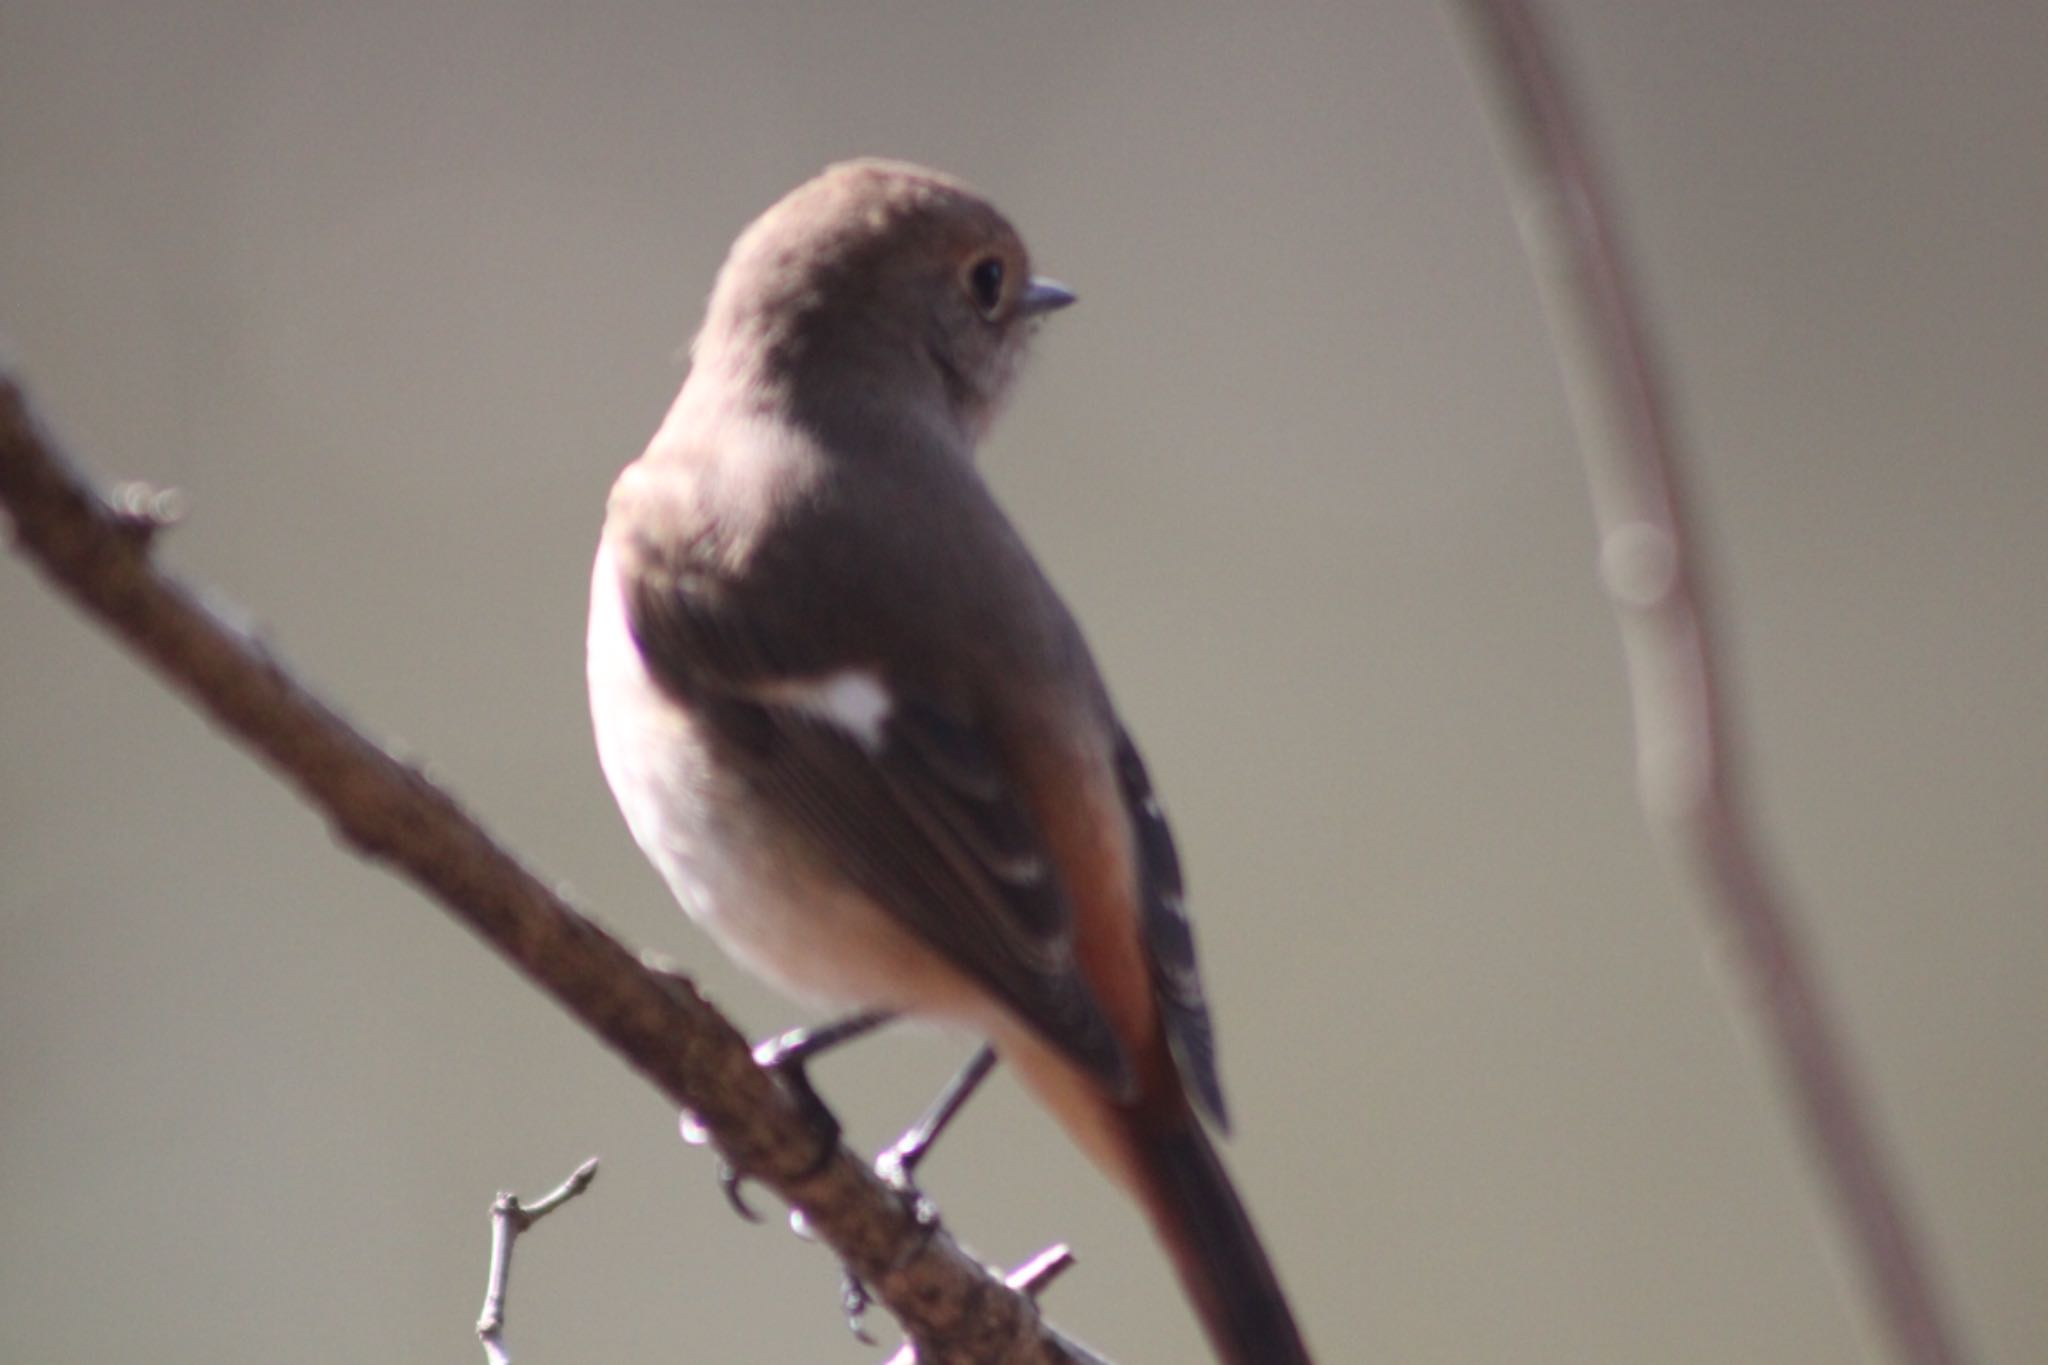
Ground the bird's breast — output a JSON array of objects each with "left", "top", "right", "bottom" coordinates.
[{"left": 585, "top": 540, "right": 996, "bottom": 1022}]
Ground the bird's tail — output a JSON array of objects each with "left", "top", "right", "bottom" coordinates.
[{"left": 1124, "top": 1112, "right": 1314, "bottom": 1365}]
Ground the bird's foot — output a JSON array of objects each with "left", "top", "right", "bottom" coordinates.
[
  {"left": 710, "top": 1011, "right": 895, "bottom": 1221},
  {"left": 873, "top": 1043, "right": 998, "bottom": 1223}
]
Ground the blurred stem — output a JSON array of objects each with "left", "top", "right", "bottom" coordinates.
[{"left": 1445, "top": 3, "right": 1971, "bottom": 1363}]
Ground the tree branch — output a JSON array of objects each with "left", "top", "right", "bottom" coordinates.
[
  {"left": 0, "top": 364, "right": 1108, "bottom": 1365},
  {"left": 885, "top": 1248, "right": 1082, "bottom": 1365},
  {"left": 478, "top": 1158, "right": 602, "bottom": 1365},
  {"left": 1444, "top": 4, "right": 1973, "bottom": 1363}
]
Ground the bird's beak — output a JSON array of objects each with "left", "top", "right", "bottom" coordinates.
[{"left": 1020, "top": 276, "right": 1079, "bottom": 316}]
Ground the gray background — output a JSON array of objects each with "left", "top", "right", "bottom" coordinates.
[{"left": 4, "top": 3, "right": 2043, "bottom": 1362}]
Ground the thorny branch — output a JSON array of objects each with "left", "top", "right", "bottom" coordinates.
[{"left": 0, "top": 365, "right": 1106, "bottom": 1365}]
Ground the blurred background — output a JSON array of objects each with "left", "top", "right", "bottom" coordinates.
[{"left": 4, "top": 3, "right": 2043, "bottom": 1362}]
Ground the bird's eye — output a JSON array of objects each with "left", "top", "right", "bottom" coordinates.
[{"left": 967, "top": 256, "right": 1005, "bottom": 317}]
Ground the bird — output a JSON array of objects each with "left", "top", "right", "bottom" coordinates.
[{"left": 587, "top": 158, "right": 1311, "bottom": 1365}]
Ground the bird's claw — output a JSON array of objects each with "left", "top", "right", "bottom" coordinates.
[
  {"left": 681, "top": 1109, "right": 769, "bottom": 1223},
  {"left": 718, "top": 1160, "right": 763, "bottom": 1223},
  {"left": 874, "top": 1145, "right": 939, "bottom": 1225},
  {"left": 691, "top": 1022, "right": 854, "bottom": 1223},
  {"left": 822, "top": 1148, "right": 943, "bottom": 1347},
  {"left": 839, "top": 1268, "right": 878, "bottom": 1345}
]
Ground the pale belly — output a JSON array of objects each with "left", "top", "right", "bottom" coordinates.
[{"left": 584, "top": 543, "right": 997, "bottom": 1025}]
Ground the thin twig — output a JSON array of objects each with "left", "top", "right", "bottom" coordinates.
[
  {"left": 478, "top": 1158, "right": 601, "bottom": 1365},
  {"left": 1444, "top": 4, "right": 1972, "bottom": 1363},
  {"left": 1004, "top": 1245, "right": 1079, "bottom": 1300},
  {"left": 0, "top": 365, "right": 1108, "bottom": 1365}
]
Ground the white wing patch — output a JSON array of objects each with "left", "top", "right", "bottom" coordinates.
[{"left": 765, "top": 669, "right": 895, "bottom": 751}]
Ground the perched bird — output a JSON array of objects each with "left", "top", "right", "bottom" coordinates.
[{"left": 588, "top": 159, "right": 1311, "bottom": 1365}]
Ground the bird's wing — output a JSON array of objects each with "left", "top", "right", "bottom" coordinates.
[
  {"left": 1113, "top": 725, "right": 1228, "bottom": 1130},
  {"left": 619, "top": 519, "right": 1135, "bottom": 1098}
]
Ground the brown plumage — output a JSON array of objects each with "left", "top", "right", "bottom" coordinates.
[{"left": 588, "top": 159, "right": 1311, "bottom": 1365}]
